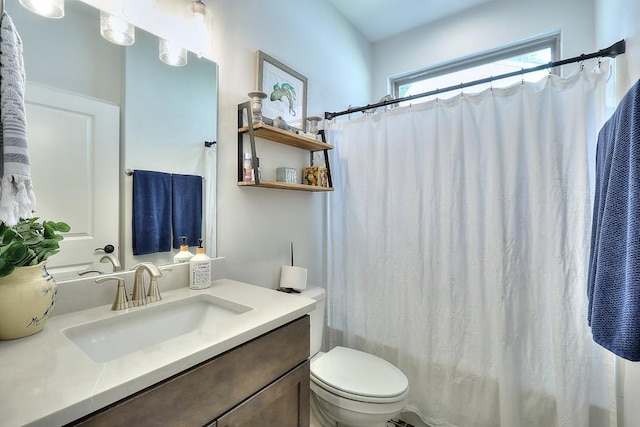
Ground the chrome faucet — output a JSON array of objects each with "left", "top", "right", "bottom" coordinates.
[
  {"left": 100, "top": 254, "right": 122, "bottom": 272},
  {"left": 131, "top": 263, "right": 162, "bottom": 307}
]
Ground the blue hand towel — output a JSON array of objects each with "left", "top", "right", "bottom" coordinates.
[
  {"left": 171, "top": 174, "right": 202, "bottom": 248},
  {"left": 588, "top": 80, "right": 640, "bottom": 361},
  {"left": 132, "top": 170, "right": 172, "bottom": 255}
]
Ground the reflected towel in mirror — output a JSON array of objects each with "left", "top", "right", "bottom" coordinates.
[
  {"left": 133, "top": 170, "right": 172, "bottom": 255},
  {"left": 171, "top": 174, "right": 202, "bottom": 248}
]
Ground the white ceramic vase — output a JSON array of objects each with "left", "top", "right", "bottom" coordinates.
[{"left": 0, "top": 262, "right": 57, "bottom": 340}]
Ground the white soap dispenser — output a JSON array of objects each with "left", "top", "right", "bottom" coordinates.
[
  {"left": 189, "top": 239, "right": 212, "bottom": 289},
  {"left": 173, "top": 236, "right": 194, "bottom": 263}
]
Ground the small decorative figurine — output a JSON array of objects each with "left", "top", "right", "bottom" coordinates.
[{"left": 273, "top": 116, "right": 288, "bottom": 130}]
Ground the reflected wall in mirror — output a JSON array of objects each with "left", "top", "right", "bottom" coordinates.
[{"left": 6, "top": 0, "right": 218, "bottom": 281}]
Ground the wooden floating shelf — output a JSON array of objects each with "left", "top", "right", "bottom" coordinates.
[
  {"left": 238, "top": 180, "right": 334, "bottom": 192},
  {"left": 238, "top": 123, "right": 334, "bottom": 151}
]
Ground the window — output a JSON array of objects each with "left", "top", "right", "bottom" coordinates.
[{"left": 390, "top": 33, "right": 560, "bottom": 106}]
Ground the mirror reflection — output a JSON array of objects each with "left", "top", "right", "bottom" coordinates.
[{"left": 6, "top": 0, "right": 218, "bottom": 281}]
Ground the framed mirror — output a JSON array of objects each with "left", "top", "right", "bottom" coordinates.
[{"left": 6, "top": 0, "right": 218, "bottom": 281}]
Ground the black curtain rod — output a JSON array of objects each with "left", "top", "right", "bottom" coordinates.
[{"left": 325, "top": 39, "right": 626, "bottom": 120}]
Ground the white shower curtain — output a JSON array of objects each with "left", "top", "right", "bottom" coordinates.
[{"left": 326, "top": 67, "right": 614, "bottom": 427}]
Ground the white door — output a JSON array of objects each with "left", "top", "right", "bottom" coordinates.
[{"left": 25, "top": 83, "right": 120, "bottom": 280}]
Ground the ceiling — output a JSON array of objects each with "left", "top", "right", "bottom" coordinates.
[{"left": 326, "top": 0, "right": 495, "bottom": 43}]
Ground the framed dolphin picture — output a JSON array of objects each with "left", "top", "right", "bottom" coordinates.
[{"left": 256, "top": 50, "right": 307, "bottom": 130}]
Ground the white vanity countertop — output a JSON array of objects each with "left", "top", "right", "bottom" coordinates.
[{"left": 0, "top": 279, "right": 315, "bottom": 427}]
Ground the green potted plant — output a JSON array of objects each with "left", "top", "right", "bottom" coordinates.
[
  {"left": 0, "top": 217, "right": 70, "bottom": 340},
  {"left": 0, "top": 217, "right": 70, "bottom": 277}
]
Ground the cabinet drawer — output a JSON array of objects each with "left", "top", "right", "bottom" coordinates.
[
  {"left": 70, "top": 315, "right": 310, "bottom": 426},
  {"left": 217, "top": 361, "right": 310, "bottom": 427}
]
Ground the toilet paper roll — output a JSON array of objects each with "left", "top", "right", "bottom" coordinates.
[{"left": 280, "top": 266, "right": 307, "bottom": 290}]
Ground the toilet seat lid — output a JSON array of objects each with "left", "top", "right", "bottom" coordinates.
[{"left": 310, "top": 346, "right": 408, "bottom": 399}]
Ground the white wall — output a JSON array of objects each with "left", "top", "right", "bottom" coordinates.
[
  {"left": 371, "top": 0, "right": 596, "bottom": 100},
  {"left": 595, "top": 0, "right": 639, "bottom": 100},
  {"left": 209, "top": 0, "right": 371, "bottom": 288},
  {"left": 594, "top": 1, "right": 640, "bottom": 425}
]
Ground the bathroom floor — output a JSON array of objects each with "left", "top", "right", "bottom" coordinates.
[
  {"left": 310, "top": 416, "right": 415, "bottom": 426},
  {"left": 309, "top": 395, "right": 417, "bottom": 427},
  {"left": 388, "top": 419, "right": 416, "bottom": 427}
]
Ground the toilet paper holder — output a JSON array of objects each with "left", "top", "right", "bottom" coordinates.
[{"left": 279, "top": 242, "right": 307, "bottom": 291}]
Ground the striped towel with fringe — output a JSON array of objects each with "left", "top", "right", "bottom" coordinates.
[{"left": 0, "top": 12, "right": 36, "bottom": 225}]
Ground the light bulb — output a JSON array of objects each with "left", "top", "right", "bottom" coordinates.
[
  {"left": 159, "top": 38, "right": 188, "bottom": 67},
  {"left": 191, "top": 0, "right": 209, "bottom": 58},
  {"left": 192, "top": 0, "right": 207, "bottom": 23},
  {"left": 100, "top": 11, "right": 135, "bottom": 46},
  {"left": 18, "top": 0, "right": 64, "bottom": 18}
]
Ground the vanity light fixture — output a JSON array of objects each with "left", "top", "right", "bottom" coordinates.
[
  {"left": 192, "top": 0, "right": 207, "bottom": 22},
  {"left": 159, "top": 38, "right": 188, "bottom": 67},
  {"left": 191, "top": 0, "right": 208, "bottom": 58},
  {"left": 18, "top": 0, "right": 64, "bottom": 18},
  {"left": 100, "top": 11, "right": 135, "bottom": 46}
]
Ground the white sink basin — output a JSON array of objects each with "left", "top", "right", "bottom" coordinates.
[{"left": 62, "top": 294, "right": 252, "bottom": 363}]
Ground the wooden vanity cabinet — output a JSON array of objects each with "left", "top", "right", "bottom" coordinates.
[
  {"left": 69, "top": 316, "right": 310, "bottom": 427},
  {"left": 215, "top": 361, "right": 309, "bottom": 427}
]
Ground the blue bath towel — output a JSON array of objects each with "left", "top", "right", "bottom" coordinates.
[
  {"left": 588, "top": 80, "right": 640, "bottom": 361},
  {"left": 132, "top": 170, "right": 172, "bottom": 255},
  {"left": 171, "top": 174, "right": 202, "bottom": 248}
]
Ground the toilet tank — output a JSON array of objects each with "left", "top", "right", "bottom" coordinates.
[{"left": 298, "top": 286, "right": 326, "bottom": 357}]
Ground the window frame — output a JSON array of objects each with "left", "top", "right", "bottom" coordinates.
[{"left": 389, "top": 32, "right": 561, "bottom": 100}]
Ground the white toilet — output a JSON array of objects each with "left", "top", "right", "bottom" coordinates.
[{"left": 299, "top": 286, "right": 409, "bottom": 427}]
